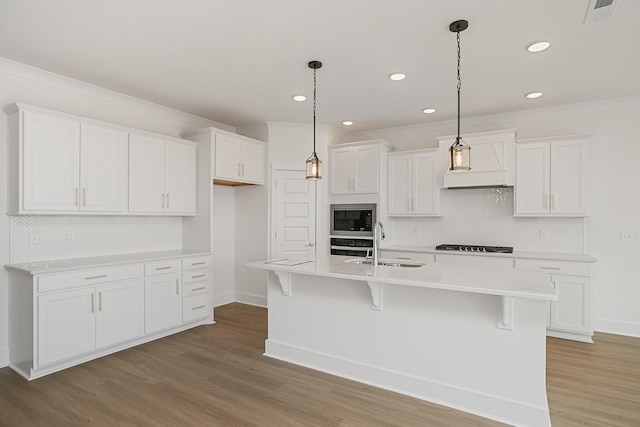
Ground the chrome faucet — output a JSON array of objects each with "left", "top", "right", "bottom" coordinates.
[{"left": 372, "top": 221, "right": 385, "bottom": 266}]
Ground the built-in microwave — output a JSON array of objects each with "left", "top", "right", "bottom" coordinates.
[{"left": 330, "top": 204, "right": 376, "bottom": 237}]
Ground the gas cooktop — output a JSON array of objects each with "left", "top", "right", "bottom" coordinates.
[{"left": 435, "top": 244, "right": 513, "bottom": 253}]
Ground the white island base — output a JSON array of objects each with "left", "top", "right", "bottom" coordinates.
[{"left": 249, "top": 256, "right": 554, "bottom": 427}]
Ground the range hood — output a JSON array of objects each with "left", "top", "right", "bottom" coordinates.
[{"left": 438, "top": 129, "right": 516, "bottom": 189}]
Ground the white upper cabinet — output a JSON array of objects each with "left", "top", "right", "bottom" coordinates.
[
  {"left": 388, "top": 149, "right": 440, "bottom": 216},
  {"left": 515, "top": 135, "right": 590, "bottom": 216},
  {"left": 214, "top": 132, "right": 265, "bottom": 185},
  {"left": 5, "top": 103, "right": 196, "bottom": 216},
  {"left": 329, "top": 140, "right": 390, "bottom": 195},
  {"left": 129, "top": 134, "right": 196, "bottom": 215},
  {"left": 22, "top": 110, "right": 81, "bottom": 212},
  {"left": 80, "top": 123, "right": 128, "bottom": 212}
]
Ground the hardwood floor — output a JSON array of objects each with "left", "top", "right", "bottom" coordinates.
[{"left": 1, "top": 303, "right": 638, "bottom": 426}]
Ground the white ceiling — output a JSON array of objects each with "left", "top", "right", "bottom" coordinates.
[{"left": 1, "top": 0, "right": 639, "bottom": 133}]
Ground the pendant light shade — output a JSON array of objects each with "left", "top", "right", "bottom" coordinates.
[
  {"left": 306, "top": 60, "right": 323, "bottom": 180},
  {"left": 449, "top": 19, "right": 471, "bottom": 172}
]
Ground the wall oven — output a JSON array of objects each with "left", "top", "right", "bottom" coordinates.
[{"left": 330, "top": 204, "right": 376, "bottom": 257}]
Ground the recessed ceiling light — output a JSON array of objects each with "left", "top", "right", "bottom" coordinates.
[
  {"left": 526, "top": 41, "right": 550, "bottom": 53},
  {"left": 342, "top": 121, "right": 354, "bottom": 126},
  {"left": 292, "top": 95, "right": 306, "bottom": 102},
  {"left": 422, "top": 108, "right": 436, "bottom": 114},
  {"left": 389, "top": 73, "right": 406, "bottom": 81},
  {"left": 526, "top": 92, "right": 543, "bottom": 99}
]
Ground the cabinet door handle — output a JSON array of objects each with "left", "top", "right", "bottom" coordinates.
[
  {"left": 192, "top": 274, "right": 206, "bottom": 279},
  {"left": 241, "top": 163, "right": 245, "bottom": 176},
  {"left": 166, "top": 193, "right": 170, "bottom": 209},
  {"left": 75, "top": 188, "right": 79, "bottom": 206},
  {"left": 191, "top": 262, "right": 205, "bottom": 266},
  {"left": 155, "top": 266, "right": 172, "bottom": 271},
  {"left": 176, "top": 279, "right": 180, "bottom": 295},
  {"left": 192, "top": 287, "right": 206, "bottom": 292},
  {"left": 161, "top": 193, "right": 165, "bottom": 208},
  {"left": 98, "top": 292, "right": 102, "bottom": 311},
  {"left": 82, "top": 188, "right": 86, "bottom": 206},
  {"left": 550, "top": 194, "right": 555, "bottom": 211},
  {"left": 541, "top": 266, "right": 562, "bottom": 271},
  {"left": 91, "top": 293, "right": 95, "bottom": 313},
  {"left": 238, "top": 163, "right": 242, "bottom": 176},
  {"left": 85, "top": 274, "right": 107, "bottom": 280},
  {"left": 192, "top": 305, "right": 205, "bottom": 311},
  {"left": 543, "top": 194, "right": 548, "bottom": 210}
]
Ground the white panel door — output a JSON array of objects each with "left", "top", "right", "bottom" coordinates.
[
  {"left": 329, "top": 147, "right": 354, "bottom": 194},
  {"left": 272, "top": 169, "right": 316, "bottom": 260},
  {"left": 515, "top": 142, "right": 550, "bottom": 214},
  {"left": 164, "top": 140, "right": 196, "bottom": 214},
  {"left": 144, "top": 273, "right": 182, "bottom": 334},
  {"left": 387, "top": 154, "right": 412, "bottom": 215},
  {"left": 241, "top": 140, "right": 265, "bottom": 184},
  {"left": 80, "top": 123, "right": 128, "bottom": 212},
  {"left": 214, "top": 134, "right": 241, "bottom": 181},
  {"left": 37, "top": 287, "right": 96, "bottom": 366},
  {"left": 129, "top": 133, "right": 166, "bottom": 213},
  {"left": 551, "top": 140, "right": 588, "bottom": 215},
  {"left": 354, "top": 145, "right": 378, "bottom": 193},
  {"left": 23, "top": 110, "right": 80, "bottom": 211},
  {"left": 95, "top": 279, "right": 144, "bottom": 348},
  {"left": 413, "top": 151, "right": 439, "bottom": 215}
]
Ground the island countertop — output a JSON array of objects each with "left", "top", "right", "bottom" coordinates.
[{"left": 246, "top": 254, "right": 556, "bottom": 301}]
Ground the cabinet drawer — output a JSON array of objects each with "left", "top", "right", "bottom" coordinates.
[
  {"left": 37, "top": 264, "right": 142, "bottom": 293},
  {"left": 183, "top": 282, "right": 210, "bottom": 296},
  {"left": 144, "top": 259, "right": 180, "bottom": 277},
  {"left": 183, "top": 293, "right": 211, "bottom": 323},
  {"left": 515, "top": 259, "right": 591, "bottom": 277},
  {"left": 435, "top": 254, "right": 514, "bottom": 268},
  {"left": 380, "top": 251, "right": 434, "bottom": 262},
  {"left": 181, "top": 268, "right": 211, "bottom": 284},
  {"left": 182, "top": 256, "right": 212, "bottom": 271}
]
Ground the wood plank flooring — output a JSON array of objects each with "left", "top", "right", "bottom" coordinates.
[{"left": 1, "top": 303, "right": 639, "bottom": 426}]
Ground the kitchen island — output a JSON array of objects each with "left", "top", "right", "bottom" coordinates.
[{"left": 247, "top": 255, "right": 556, "bottom": 427}]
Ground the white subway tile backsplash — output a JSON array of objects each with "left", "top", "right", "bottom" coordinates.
[
  {"left": 10, "top": 215, "right": 182, "bottom": 263},
  {"left": 388, "top": 188, "right": 584, "bottom": 253}
]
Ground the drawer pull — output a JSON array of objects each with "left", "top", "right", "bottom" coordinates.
[
  {"left": 91, "top": 294, "right": 95, "bottom": 313},
  {"left": 192, "top": 274, "right": 206, "bottom": 279},
  {"left": 541, "top": 267, "right": 562, "bottom": 270},
  {"left": 192, "top": 305, "right": 205, "bottom": 310},
  {"left": 85, "top": 275, "right": 107, "bottom": 280},
  {"left": 99, "top": 292, "right": 102, "bottom": 311},
  {"left": 397, "top": 257, "right": 411, "bottom": 260},
  {"left": 155, "top": 266, "right": 172, "bottom": 271},
  {"left": 191, "top": 262, "right": 205, "bottom": 266},
  {"left": 191, "top": 287, "right": 206, "bottom": 292},
  {"left": 176, "top": 279, "right": 180, "bottom": 295}
]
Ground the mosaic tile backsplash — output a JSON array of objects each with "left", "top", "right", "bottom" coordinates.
[
  {"left": 388, "top": 187, "right": 585, "bottom": 253},
  {"left": 10, "top": 215, "right": 182, "bottom": 263}
]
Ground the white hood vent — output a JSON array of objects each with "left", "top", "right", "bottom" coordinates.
[{"left": 438, "top": 129, "right": 516, "bottom": 189}]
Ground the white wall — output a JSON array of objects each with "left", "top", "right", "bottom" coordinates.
[
  {"left": 348, "top": 96, "right": 640, "bottom": 337},
  {"left": 0, "top": 58, "right": 224, "bottom": 366}
]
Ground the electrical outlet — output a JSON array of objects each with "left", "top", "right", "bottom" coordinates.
[
  {"left": 29, "top": 232, "right": 40, "bottom": 245},
  {"left": 65, "top": 231, "right": 75, "bottom": 243},
  {"left": 620, "top": 231, "right": 640, "bottom": 241},
  {"left": 539, "top": 229, "right": 549, "bottom": 240}
]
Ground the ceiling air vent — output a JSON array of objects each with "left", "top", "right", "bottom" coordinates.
[{"left": 584, "top": 0, "right": 618, "bottom": 23}]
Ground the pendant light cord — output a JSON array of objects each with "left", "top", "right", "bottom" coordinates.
[
  {"left": 456, "top": 31, "right": 461, "bottom": 140},
  {"left": 313, "top": 67, "right": 317, "bottom": 154}
]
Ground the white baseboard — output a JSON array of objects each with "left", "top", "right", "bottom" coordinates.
[
  {"left": 213, "top": 292, "right": 234, "bottom": 307},
  {"left": 0, "top": 347, "right": 8, "bottom": 368},
  {"left": 264, "top": 339, "right": 551, "bottom": 427},
  {"left": 234, "top": 292, "right": 267, "bottom": 308},
  {"left": 595, "top": 318, "right": 640, "bottom": 338}
]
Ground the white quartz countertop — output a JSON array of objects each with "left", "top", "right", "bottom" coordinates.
[
  {"left": 4, "top": 249, "right": 211, "bottom": 275},
  {"left": 382, "top": 245, "right": 597, "bottom": 263},
  {"left": 247, "top": 254, "right": 556, "bottom": 301}
]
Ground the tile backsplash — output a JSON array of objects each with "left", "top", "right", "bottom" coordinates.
[
  {"left": 388, "top": 187, "right": 584, "bottom": 253},
  {"left": 9, "top": 215, "right": 182, "bottom": 263}
]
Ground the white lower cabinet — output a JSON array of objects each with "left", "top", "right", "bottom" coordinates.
[{"left": 8, "top": 251, "right": 213, "bottom": 380}]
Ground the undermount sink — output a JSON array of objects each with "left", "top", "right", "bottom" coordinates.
[{"left": 345, "top": 258, "right": 425, "bottom": 268}]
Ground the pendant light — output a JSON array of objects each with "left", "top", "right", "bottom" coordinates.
[
  {"left": 449, "top": 20, "right": 471, "bottom": 172},
  {"left": 306, "top": 60, "right": 323, "bottom": 180}
]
